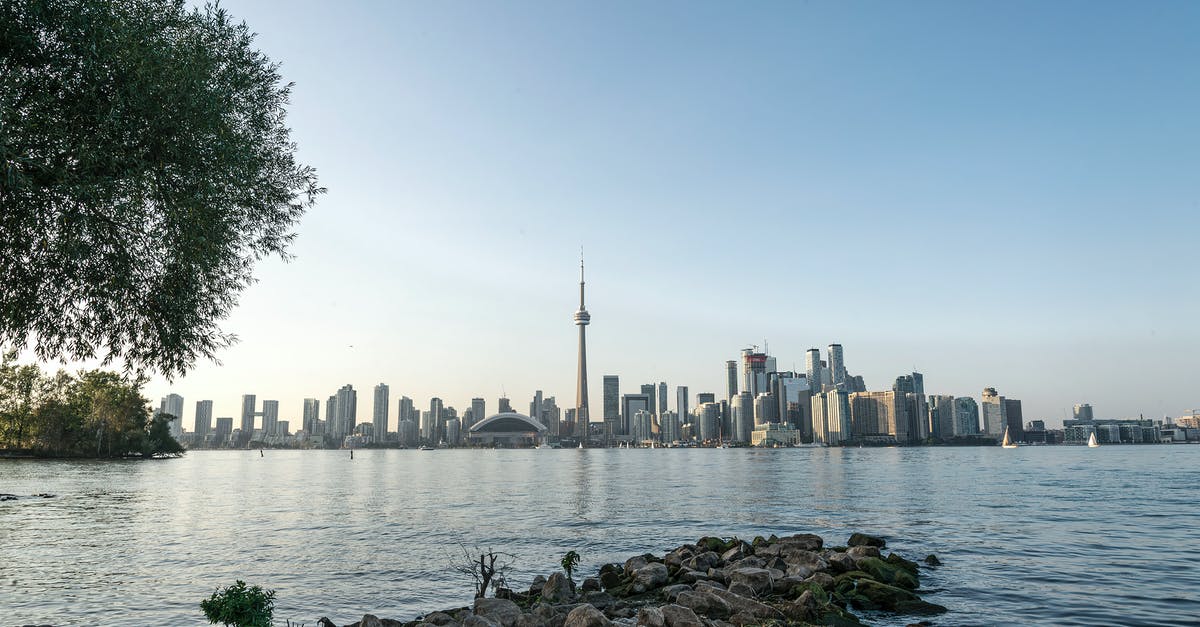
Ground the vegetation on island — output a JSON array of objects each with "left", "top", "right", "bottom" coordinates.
[
  {"left": 0, "top": 0, "right": 323, "bottom": 379},
  {"left": 0, "top": 352, "right": 183, "bottom": 457}
]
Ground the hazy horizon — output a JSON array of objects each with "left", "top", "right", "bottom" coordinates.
[{"left": 19, "top": 1, "right": 1200, "bottom": 429}]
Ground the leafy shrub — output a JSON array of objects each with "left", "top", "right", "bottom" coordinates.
[{"left": 201, "top": 580, "right": 276, "bottom": 627}]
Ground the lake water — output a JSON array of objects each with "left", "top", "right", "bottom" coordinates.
[{"left": 2, "top": 446, "right": 1199, "bottom": 626}]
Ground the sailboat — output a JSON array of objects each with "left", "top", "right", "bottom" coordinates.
[
  {"left": 1087, "top": 432, "right": 1101, "bottom": 448},
  {"left": 1001, "top": 427, "right": 1018, "bottom": 449}
]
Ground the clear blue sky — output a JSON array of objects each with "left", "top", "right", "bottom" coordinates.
[{"left": 143, "top": 1, "right": 1198, "bottom": 429}]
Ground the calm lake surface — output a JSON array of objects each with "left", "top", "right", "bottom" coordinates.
[{"left": 2, "top": 446, "right": 1199, "bottom": 626}]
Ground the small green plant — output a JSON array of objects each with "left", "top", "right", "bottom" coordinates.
[
  {"left": 201, "top": 580, "right": 276, "bottom": 627},
  {"left": 560, "top": 550, "right": 581, "bottom": 583}
]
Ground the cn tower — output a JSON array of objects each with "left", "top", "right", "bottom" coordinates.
[{"left": 574, "top": 252, "right": 590, "bottom": 439}]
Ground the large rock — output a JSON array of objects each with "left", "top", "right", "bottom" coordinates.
[
  {"left": 777, "top": 533, "right": 823, "bottom": 552},
  {"left": 563, "top": 604, "right": 612, "bottom": 627},
  {"left": 580, "top": 591, "right": 616, "bottom": 610},
  {"left": 462, "top": 616, "right": 502, "bottom": 627},
  {"left": 675, "top": 590, "right": 731, "bottom": 618},
  {"left": 677, "top": 568, "right": 710, "bottom": 584},
  {"left": 660, "top": 583, "right": 692, "bottom": 602},
  {"left": 631, "top": 562, "right": 669, "bottom": 593},
  {"left": 423, "top": 612, "right": 460, "bottom": 626},
  {"left": 635, "top": 606, "right": 665, "bottom": 627},
  {"left": 581, "top": 578, "right": 602, "bottom": 592},
  {"left": 600, "top": 570, "right": 624, "bottom": 591},
  {"left": 660, "top": 604, "right": 706, "bottom": 627},
  {"left": 728, "top": 568, "right": 774, "bottom": 596},
  {"left": 847, "top": 533, "right": 886, "bottom": 548},
  {"left": 856, "top": 557, "right": 918, "bottom": 590},
  {"left": 850, "top": 580, "right": 946, "bottom": 615},
  {"left": 624, "top": 556, "right": 650, "bottom": 576},
  {"left": 529, "top": 575, "right": 548, "bottom": 596},
  {"left": 845, "top": 546, "right": 880, "bottom": 563},
  {"left": 826, "top": 552, "right": 856, "bottom": 574},
  {"left": 682, "top": 551, "right": 721, "bottom": 572},
  {"left": 543, "top": 572, "right": 576, "bottom": 604},
  {"left": 704, "top": 587, "right": 784, "bottom": 620},
  {"left": 475, "top": 598, "right": 524, "bottom": 627}
]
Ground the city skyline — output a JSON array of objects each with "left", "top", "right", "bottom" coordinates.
[{"left": 18, "top": 1, "right": 1199, "bottom": 426}]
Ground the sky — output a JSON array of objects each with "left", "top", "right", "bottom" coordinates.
[{"left": 109, "top": 1, "right": 1200, "bottom": 429}]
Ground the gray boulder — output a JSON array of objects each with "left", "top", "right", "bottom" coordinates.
[
  {"left": 529, "top": 575, "right": 548, "bottom": 596},
  {"left": 543, "top": 572, "right": 575, "bottom": 604},
  {"left": 474, "top": 598, "right": 524, "bottom": 627},
  {"left": 777, "top": 533, "right": 823, "bottom": 551},
  {"left": 847, "top": 532, "right": 886, "bottom": 548},
  {"left": 660, "top": 604, "right": 705, "bottom": 627},
  {"left": 675, "top": 590, "right": 731, "bottom": 618},
  {"left": 726, "top": 582, "right": 756, "bottom": 598},
  {"left": 704, "top": 587, "right": 784, "bottom": 621},
  {"left": 846, "top": 545, "right": 881, "bottom": 562},
  {"left": 682, "top": 551, "right": 721, "bottom": 572},
  {"left": 826, "top": 552, "right": 855, "bottom": 573},
  {"left": 728, "top": 568, "right": 773, "bottom": 596},
  {"left": 660, "top": 583, "right": 692, "bottom": 602},
  {"left": 462, "top": 616, "right": 502, "bottom": 627},
  {"left": 424, "top": 612, "right": 460, "bottom": 626},
  {"left": 581, "top": 577, "right": 602, "bottom": 592},
  {"left": 631, "top": 562, "right": 669, "bottom": 593},
  {"left": 624, "top": 556, "right": 649, "bottom": 577},
  {"left": 563, "top": 604, "right": 612, "bottom": 627},
  {"left": 580, "top": 591, "right": 616, "bottom": 610},
  {"left": 636, "top": 606, "right": 665, "bottom": 627}
]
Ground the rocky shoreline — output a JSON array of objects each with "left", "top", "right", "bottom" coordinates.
[{"left": 329, "top": 532, "right": 947, "bottom": 627}]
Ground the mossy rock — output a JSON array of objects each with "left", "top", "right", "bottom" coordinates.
[
  {"left": 818, "top": 607, "right": 866, "bottom": 627},
  {"left": 752, "top": 535, "right": 769, "bottom": 548},
  {"left": 698, "top": 537, "right": 726, "bottom": 553},
  {"left": 856, "top": 557, "right": 918, "bottom": 590},
  {"left": 885, "top": 552, "right": 920, "bottom": 576},
  {"left": 833, "top": 570, "right": 875, "bottom": 594},
  {"left": 847, "top": 533, "right": 886, "bottom": 549},
  {"left": 851, "top": 580, "right": 946, "bottom": 615}
]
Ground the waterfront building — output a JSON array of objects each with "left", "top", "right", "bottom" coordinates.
[
  {"left": 468, "top": 412, "right": 546, "bottom": 447},
  {"left": 849, "top": 390, "right": 906, "bottom": 442},
  {"left": 574, "top": 255, "right": 591, "bottom": 438},
  {"left": 194, "top": 400, "right": 213, "bottom": 438},
  {"left": 641, "top": 384, "right": 657, "bottom": 418},
  {"left": 631, "top": 409, "right": 654, "bottom": 442},
  {"left": 529, "top": 390, "right": 544, "bottom": 430},
  {"left": 981, "top": 387, "right": 1007, "bottom": 437},
  {"left": 540, "top": 396, "right": 561, "bottom": 437},
  {"left": 828, "top": 344, "right": 846, "bottom": 386},
  {"left": 276, "top": 420, "right": 289, "bottom": 436},
  {"left": 373, "top": 383, "right": 389, "bottom": 442},
  {"left": 776, "top": 373, "right": 811, "bottom": 436},
  {"left": 622, "top": 394, "right": 651, "bottom": 435},
  {"left": 751, "top": 422, "right": 802, "bottom": 447},
  {"left": 214, "top": 417, "right": 233, "bottom": 445},
  {"left": 657, "top": 382, "right": 668, "bottom": 416},
  {"left": 753, "top": 392, "right": 777, "bottom": 426},
  {"left": 159, "top": 393, "right": 184, "bottom": 438},
  {"left": 325, "top": 395, "right": 338, "bottom": 437},
  {"left": 805, "top": 349, "right": 823, "bottom": 393},
  {"left": 660, "top": 410, "right": 680, "bottom": 443},
  {"left": 1073, "top": 403, "right": 1094, "bottom": 421},
  {"left": 446, "top": 418, "right": 461, "bottom": 446},
  {"left": 602, "top": 375, "right": 620, "bottom": 437},
  {"left": 811, "top": 389, "right": 851, "bottom": 445},
  {"left": 468, "top": 398, "right": 484, "bottom": 431},
  {"left": 742, "top": 348, "right": 768, "bottom": 397},
  {"left": 725, "top": 360, "right": 738, "bottom": 399},
  {"left": 424, "top": 397, "right": 442, "bottom": 442},
  {"left": 953, "top": 397, "right": 979, "bottom": 436},
  {"left": 397, "top": 418, "right": 419, "bottom": 446},
  {"left": 927, "top": 395, "right": 955, "bottom": 439},
  {"left": 261, "top": 400, "right": 279, "bottom": 436},
  {"left": 1004, "top": 398, "right": 1024, "bottom": 442},
  {"left": 336, "top": 385, "right": 357, "bottom": 440},
  {"left": 498, "top": 396, "right": 512, "bottom": 414},
  {"left": 302, "top": 398, "right": 320, "bottom": 434},
  {"left": 240, "top": 394, "right": 256, "bottom": 441},
  {"left": 676, "top": 386, "right": 689, "bottom": 431},
  {"left": 697, "top": 402, "right": 721, "bottom": 442},
  {"left": 732, "top": 391, "right": 754, "bottom": 442}
]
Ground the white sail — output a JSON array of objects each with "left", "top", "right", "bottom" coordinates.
[
  {"left": 1087, "top": 432, "right": 1100, "bottom": 448},
  {"left": 1001, "top": 426, "right": 1018, "bottom": 448}
]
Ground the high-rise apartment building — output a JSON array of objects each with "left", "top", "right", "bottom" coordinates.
[
  {"left": 159, "top": 393, "right": 184, "bottom": 438},
  {"left": 467, "top": 398, "right": 483, "bottom": 430},
  {"left": 980, "top": 387, "right": 1007, "bottom": 437},
  {"left": 697, "top": 402, "right": 721, "bottom": 442},
  {"left": 1004, "top": 398, "right": 1024, "bottom": 442},
  {"left": 676, "top": 386, "right": 689, "bottom": 431},
  {"left": 811, "top": 389, "right": 851, "bottom": 445},
  {"left": 1073, "top": 403, "right": 1094, "bottom": 421},
  {"left": 927, "top": 395, "right": 955, "bottom": 439},
  {"left": 953, "top": 397, "right": 979, "bottom": 436},
  {"left": 742, "top": 348, "right": 768, "bottom": 397},
  {"left": 657, "top": 382, "right": 668, "bottom": 416},
  {"left": 372, "top": 383, "right": 390, "bottom": 442},
  {"left": 261, "top": 400, "right": 279, "bottom": 436},
  {"left": 240, "top": 394, "right": 257, "bottom": 443},
  {"left": 621, "top": 394, "right": 650, "bottom": 436},
  {"left": 302, "top": 398, "right": 320, "bottom": 434},
  {"left": 194, "top": 400, "right": 213, "bottom": 437},
  {"left": 530, "top": 390, "right": 544, "bottom": 428},
  {"left": 805, "top": 349, "right": 823, "bottom": 393},
  {"left": 849, "top": 390, "right": 906, "bottom": 441},
  {"left": 335, "top": 385, "right": 357, "bottom": 440},
  {"left": 827, "top": 344, "right": 845, "bottom": 386},
  {"left": 425, "top": 397, "right": 443, "bottom": 442},
  {"left": 325, "top": 395, "right": 338, "bottom": 437},
  {"left": 640, "top": 384, "right": 657, "bottom": 417},
  {"left": 214, "top": 417, "right": 233, "bottom": 444},
  {"left": 732, "top": 391, "right": 754, "bottom": 442},
  {"left": 725, "top": 360, "right": 738, "bottom": 400}
]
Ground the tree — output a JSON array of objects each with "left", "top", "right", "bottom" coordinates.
[
  {"left": 0, "top": 0, "right": 324, "bottom": 378},
  {"left": 560, "top": 550, "right": 581, "bottom": 587},
  {"left": 451, "top": 545, "right": 516, "bottom": 599}
]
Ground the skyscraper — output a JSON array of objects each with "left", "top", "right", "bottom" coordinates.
[
  {"left": 425, "top": 397, "right": 443, "bottom": 442},
  {"left": 194, "top": 400, "right": 213, "bottom": 438},
  {"left": 574, "top": 254, "right": 591, "bottom": 438},
  {"left": 640, "top": 384, "right": 657, "bottom": 417},
  {"left": 954, "top": 397, "right": 979, "bottom": 436},
  {"left": 159, "top": 393, "right": 184, "bottom": 438},
  {"left": 240, "top": 394, "right": 257, "bottom": 442},
  {"left": 373, "top": 383, "right": 390, "bottom": 443},
  {"left": 302, "top": 398, "right": 320, "bottom": 434},
  {"left": 1073, "top": 403, "right": 1094, "bottom": 421},
  {"left": 725, "top": 360, "right": 738, "bottom": 400},
  {"left": 261, "top": 400, "right": 279, "bottom": 436},
  {"left": 469, "top": 398, "right": 485, "bottom": 429},
  {"left": 530, "top": 390, "right": 544, "bottom": 428},
  {"left": 805, "top": 349, "right": 823, "bottom": 393},
  {"left": 827, "top": 344, "right": 846, "bottom": 386},
  {"left": 980, "top": 387, "right": 1007, "bottom": 437},
  {"left": 602, "top": 376, "right": 620, "bottom": 436},
  {"left": 657, "top": 382, "right": 668, "bottom": 416},
  {"left": 336, "top": 385, "right": 357, "bottom": 440},
  {"left": 676, "top": 386, "right": 689, "bottom": 429},
  {"left": 325, "top": 395, "right": 338, "bottom": 437}
]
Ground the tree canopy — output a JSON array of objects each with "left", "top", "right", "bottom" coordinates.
[
  {"left": 0, "top": 351, "right": 183, "bottom": 457},
  {"left": 0, "top": 0, "right": 324, "bottom": 378}
]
